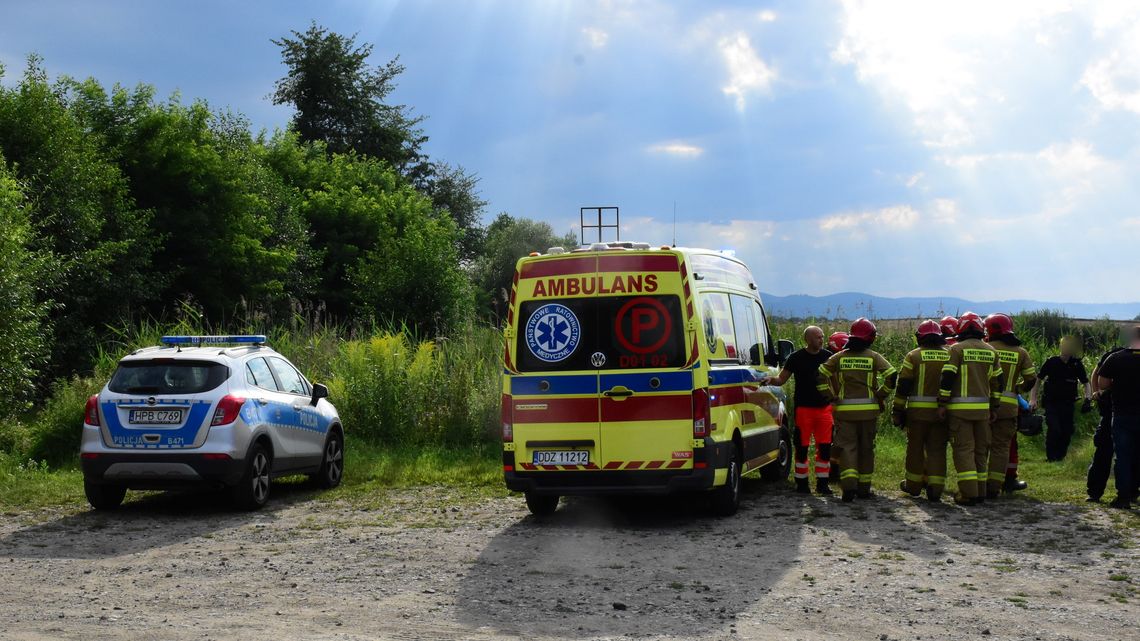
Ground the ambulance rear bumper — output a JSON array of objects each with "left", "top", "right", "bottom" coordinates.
[{"left": 505, "top": 467, "right": 716, "bottom": 495}]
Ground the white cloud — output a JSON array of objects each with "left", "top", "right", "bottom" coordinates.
[
  {"left": 1082, "top": 48, "right": 1140, "bottom": 114},
  {"left": 757, "top": 10, "right": 777, "bottom": 23},
  {"left": 647, "top": 141, "right": 704, "bottom": 157},
  {"left": 905, "top": 172, "right": 923, "bottom": 188},
  {"left": 581, "top": 26, "right": 609, "bottom": 49},
  {"left": 819, "top": 205, "right": 919, "bottom": 232},
  {"left": 718, "top": 32, "right": 775, "bottom": 111}
]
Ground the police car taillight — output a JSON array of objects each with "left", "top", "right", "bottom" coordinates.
[
  {"left": 84, "top": 395, "right": 100, "bottom": 427},
  {"left": 211, "top": 395, "right": 246, "bottom": 426},
  {"left": 692, "top": 388, "right": 710, "bottom": 438},
  {"left": 501, "top": 394, "right": 513, "bottom": 442}
]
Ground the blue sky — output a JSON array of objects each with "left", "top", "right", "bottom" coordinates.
[{"left": 3, "top": 1, "right": 1139, "bottom": 302}]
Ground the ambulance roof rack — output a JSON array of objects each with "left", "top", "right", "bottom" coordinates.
[{"left": 580, "top": 206, "right": 619, "bottom": 245}]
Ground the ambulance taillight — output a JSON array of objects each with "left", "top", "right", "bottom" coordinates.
[
  {"left": 692, "top": 388, "right": 710, "bottom": 438},
  {"left": 501, "top": 394, "right": 513, "bottom": 442}
]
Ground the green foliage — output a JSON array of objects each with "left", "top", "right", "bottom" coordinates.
[
  {"left": 25, "top": 374, "right": 107, "bottom": 465},
  {"left": 420, "top": 162, "right": 488, "bottom": 262},
  {"left": 0, "top": 57, "right": 154, "bottom": 379},
  {"left": 0, "top": 154, "right": 49, "bottom": 415},
  {"left": 471, "top": 213, "right": 578, "bottom": 322},
  {"left": 272, "top": 22, "right": 429, "bottom": 181}
]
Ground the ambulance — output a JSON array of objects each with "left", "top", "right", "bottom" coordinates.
[{"left": 501, "top": 242, "right": 795, "bottom": 516}]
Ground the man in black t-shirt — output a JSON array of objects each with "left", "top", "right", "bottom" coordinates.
[
  {"left": 1096, "top": 326, "right": 1140, "bottom": 509},
  {"left": 771, "top": 326, "right": 834, "bottom": 495},
  {"left": 1088, "top": 345, "right": 1126, "bottom": 501},
  {"left": 1031, "top": 337, "right": 1091, "bottom": 461}
]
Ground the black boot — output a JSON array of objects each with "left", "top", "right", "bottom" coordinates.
[
  {"left": 841, "top": 489, "right": 855, "bottom": 503},
  {"left": 795, "top": 477, "right": 810, "bottom": 494},
  {"left": 927, "top": 488, "right": 942, "bottom": 503},
  {"left": 1003, "top": 476, "right": 1027, "bottom": 492},
  {"left": 899, "top": 480, "right": 920, "bottom": 497},
  {"left": 816, "top": 478, "right": 833, "bottom": 495}
]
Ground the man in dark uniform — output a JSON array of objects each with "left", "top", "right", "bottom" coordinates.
[
  {"left": 1088, "top": 343, "right": 1126, "bottom": 502},
  {"left": 1031, "top": 337, "right": 1091, "bottom": 462},
  {"left": 1095, "top": 327, "right": 1140, "bottom": 509},
  {"left": 772, "top": 326, "right": 834, "bottom": 495}
]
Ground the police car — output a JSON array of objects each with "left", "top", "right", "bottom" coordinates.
[{"left": 80, "top": 335, "right": 344, "bottom": 510}]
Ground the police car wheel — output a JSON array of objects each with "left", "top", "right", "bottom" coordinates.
[
  {"left": 525, "top": 492, "right": 559, "bottom": 517},
  {"left": 711, "top": 443, "right": 742, "bottom": 516},
  {"left": 312, "top": 431, "right": 344, "bottom": 490},
  {"left": 232, "top": 444, "right": 272, "bottom": 510},
  {"left": 84, "top": 481, "right": 126, "bottom": 511}
]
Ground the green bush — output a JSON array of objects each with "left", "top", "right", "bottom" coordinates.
[{"left": 25, "top": 375, "right": 105, "bottom": 465}]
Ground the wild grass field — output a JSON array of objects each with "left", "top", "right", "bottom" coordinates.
[{"left": 0, "top": 312, "right": 1120, "bottom": 512}]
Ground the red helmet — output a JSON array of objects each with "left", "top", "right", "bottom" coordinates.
[
  {"left": 939, "top": 315, "right": 959, "bottom": 337},
  {"left": 849, "top": 317, "right": 877, "bottom": 343},
  {"left": 957, "top": 311, "right": 984, "bottom": 335},
  {"left": 828, "top": 331, "right": 849, "bottom": 351},
  {"left": 984, "top": 313, "right": 1013, "bottom": 339},
  {"left": 916, "top": 319, "right": 942, "bottom": 341}
]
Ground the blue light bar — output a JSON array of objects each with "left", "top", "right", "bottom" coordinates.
[{"left": 160, "top": 335, "right": 267, "bottom": 346}]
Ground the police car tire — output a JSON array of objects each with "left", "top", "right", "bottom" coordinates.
[
  {"left": 525, "top": 492, "right": 559, "bottom": 517},
  {"left": 760, "top": 424, "right": 793, "bottom": 482},
  {"left": 84, "top": 481, "right": 126, "bottom": 511},
  {"left": 710, "top": 443, "right": 742, "bottom": 516},
  {"left": 232, "top": 443, "right": 272, "bottom": 510},
  {"left": 311, "top": 430, "right": 344, "bottom": 490}
]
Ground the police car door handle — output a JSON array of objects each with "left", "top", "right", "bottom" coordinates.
[
  {"left": 292, "top": 404, "right": 304, "bottom": 411},
  {"left": 256, "top": 398, "right": 269, "bottom": 406}
]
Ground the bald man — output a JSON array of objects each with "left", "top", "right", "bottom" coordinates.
[{"left": 772, "top": 326, "right": 836, "bottom": 494}]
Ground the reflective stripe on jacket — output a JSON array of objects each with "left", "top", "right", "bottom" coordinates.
[
  {"left": 817, "top": 348, "right": 897, "bottom": 421},
  {"left": 894, "top": 347, "right": 949, "bottom": 421},
  {"left": 939, "top": 337, "right": 1002, "bottom": 420},
  {"left": 988, "top": 339, "right": 1037, "bottom": 419}
]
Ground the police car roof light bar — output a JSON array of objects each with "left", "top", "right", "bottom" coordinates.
[{"left": 160, "top": 335, "right": 267, "bottom": 346}]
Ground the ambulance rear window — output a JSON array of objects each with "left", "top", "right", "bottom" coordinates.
[{"left": 515, "top": 295, "right": 687, "bottom": 372}]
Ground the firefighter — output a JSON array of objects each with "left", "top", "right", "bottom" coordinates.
[
  {"left": 983, "top": 313, "right": 1037, "bottom": 498},
  {"left": 817, "top": 318, "right": 897, "bottom": 502},
  {"left": 828, "top": 332, "right": 849, "bottom": 352},
  {"left": 771, "top": 326, "right": 835, "bottom": 495},
  {"left": 938, "top": 312, "right": 1003, "bottom": 506},
  {"left": 893, "top": 320, "right": 950, "bottom": 502},
  {"left": 940, "top": 316, "right": 959, "bottom": 346}
]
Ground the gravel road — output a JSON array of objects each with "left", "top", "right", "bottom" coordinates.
[{"left": 0, "top": 481, "right": 1136, "bottom": 641}]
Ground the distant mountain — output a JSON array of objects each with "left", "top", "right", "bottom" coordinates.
[{"left": 760, "top": 292, "right": 1140, "bottom": 321}]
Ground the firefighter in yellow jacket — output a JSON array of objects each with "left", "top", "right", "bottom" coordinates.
[
  {"left": 984, "top": 313, "right": 1037, "bottom": 498},
  {"left": 893, "top": 319, "right": 950, "bottom": 502},
  {"left": 938, "top": 312, "right": 1003, "bottom": 505},
  {"left": 817, "top": 318, "right": 897, "bottom": 502}
]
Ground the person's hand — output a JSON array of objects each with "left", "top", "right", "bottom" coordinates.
[
  {"left": 1081, "top": 398, "right": 1093, "bottom": 414},
  {"left": 937, "top": 407, "right": 947, "bottom": 420},
  {"left": 990, "top": 410, "right": 998, "bottom": 424},
  {"left": 1028, "top": 400, "right": 1038, "bottom": 412}
]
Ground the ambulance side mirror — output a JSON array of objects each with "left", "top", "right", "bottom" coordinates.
[{"left": 775, "top": 339, "right": 794, "bottom": 366}]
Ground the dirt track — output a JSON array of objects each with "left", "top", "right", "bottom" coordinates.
[{"left": 0, "top": 482, "right": 1137, "bottom": 641}]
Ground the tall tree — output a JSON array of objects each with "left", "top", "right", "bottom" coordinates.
[
  {"left": 472, "top": 214, "right": 577, "bottom": 323},
  {"left": 422, "top": 162, "right": 487, "bottom": 262},
  {"left": 272, "top": 23, "right": 429, "bottom": 181}
]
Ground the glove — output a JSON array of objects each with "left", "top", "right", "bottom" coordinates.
[
  {"left": 1081, "top": 398, "right": 1093, "bottom": 414},
  {"left": 891, "top": 411, "right": 905, "bottom": 428}
]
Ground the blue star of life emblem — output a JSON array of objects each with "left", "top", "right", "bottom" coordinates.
[{"left": 525, "top": 303, "right": 580, "bottom": 363}]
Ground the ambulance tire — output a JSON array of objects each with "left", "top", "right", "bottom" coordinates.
[
  {"left": 525, "top": 492, "right": 559, "bottom": 517},
  {"left": 710, "top": 442, "right": 742, "bottom": 517},
  {"left": 84, "top": 481, "right": 126, "bottom": 511},
  {"left": 760, "top": 424, "right": 793, "bottom": 482}
]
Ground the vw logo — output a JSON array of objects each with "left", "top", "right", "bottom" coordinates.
[
  {"left": 590, "top": 352, "right": 607, "bottom": 368},
  {"left": 146, "top": 396, "right": 157, "bottom": 406}
]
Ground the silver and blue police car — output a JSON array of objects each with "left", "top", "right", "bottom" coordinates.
[{"left": 80, "top": 335, "right": 344, "bottom": 510}]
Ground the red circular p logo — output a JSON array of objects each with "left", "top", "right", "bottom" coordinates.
[{"left": 614, "top": 297, "right": 672, "bottom": 355}]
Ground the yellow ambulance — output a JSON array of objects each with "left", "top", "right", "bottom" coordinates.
[{"left": 501, "top": 242, "right": 794, "bottom": 516}]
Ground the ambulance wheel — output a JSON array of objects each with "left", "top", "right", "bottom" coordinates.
[
  {"left": 525, "top": 492, "right": 559, "bottom": 517},
  {"left": 711, "top": 443, "right": 742, "bottom": 516},
  {"left": 232, "top": 443, "right": 272, "bottom": 511},
  {"left": 761, "top": 424, "right": 793, "bottom": 482},
  {"left": 84, "top": 481, "right": 126, "bottom": 511}
]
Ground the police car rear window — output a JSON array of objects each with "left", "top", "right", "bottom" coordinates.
[
  {"left": 109, "top": 360, "right": 229, "bottom": 395},
  {"left": 515, "top": 295, "right": 686, "bottom": 372}
]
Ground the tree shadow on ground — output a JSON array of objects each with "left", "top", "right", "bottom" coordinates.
[
  {"left": 0, "top": 478, "right": 320, "bottom": 560},
  {"left": 455, "top": 478, "right": 804, "bottom": 639}
]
